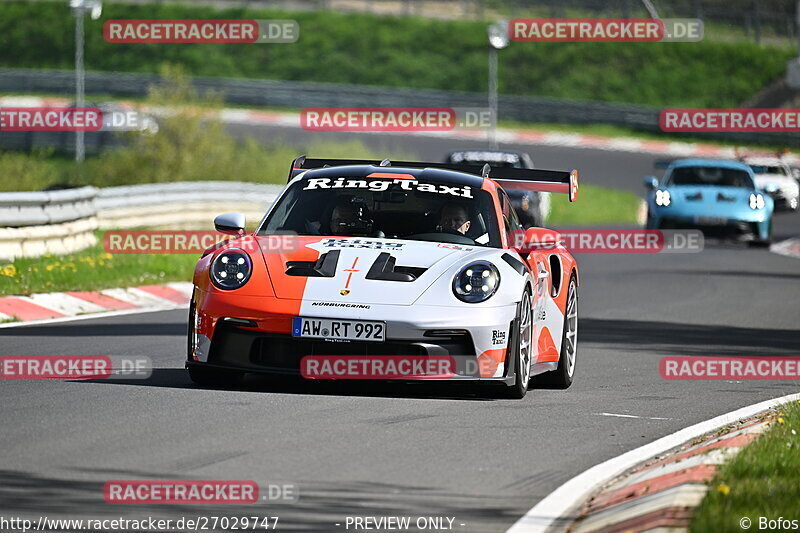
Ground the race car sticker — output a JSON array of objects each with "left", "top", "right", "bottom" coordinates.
[
  {"left": 492, "top": 329, "right": 507, "bottom": 346},
  {"left": 321, "top": 238, "right": 405, "bottom": 250},
  {"left": 302, "top": 177, "right": 474, "bottom": 198},
  {"left": 437, "top": 243, "right": 474, "bottom": 251},
  {"left": 310, "top": 301, "right": 372, "bottom": 309}
]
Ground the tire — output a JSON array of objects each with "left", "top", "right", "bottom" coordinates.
[
  {"left": 537, "top": 276, "right": 578, "bottom": 389},
  {"left": 187, "top": 365, "right": 244, "bottom": 388},
  {"left": 497, "top": 288, "right": 534, "bottom": 399}
]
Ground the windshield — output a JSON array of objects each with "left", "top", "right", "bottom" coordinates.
[
  {"left": 749, "top": 164, "right": 788, "bottom": 176},
  {"left": 666, "top": 166, "right": 754, "bottom": 188},
  {"left": 259, "top": 176, "right": 502, "bottom": 247}
]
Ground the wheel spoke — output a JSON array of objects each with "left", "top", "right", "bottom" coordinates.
[{"left": 563, "top": 282, "right": 578, "bottom": 376}]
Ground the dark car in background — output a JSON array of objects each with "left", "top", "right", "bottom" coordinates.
[{"left": 444, "top": 150, "right": 550, "bottom": 227}]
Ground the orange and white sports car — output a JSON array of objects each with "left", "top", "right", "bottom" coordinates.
[{"left": 187, "top": 157, "right": 579, "bottom": 398}]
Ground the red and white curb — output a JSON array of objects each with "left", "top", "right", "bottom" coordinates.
[
  {"left": 2, "top": 95, "right": 797, "bottom": 161},
  {"left": 567, "top": 417, "right": 771, "bottom": 533},
  {"left": 506, "top": 392, "right": 800, "bottom": 533},
  {"left": 771, "top": 237, "right": 800, "bottom": 259},
  {"left": 0, "top": 282, "right": 192, "bottom": 326}
]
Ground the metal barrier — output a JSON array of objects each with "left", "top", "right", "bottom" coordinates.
[
  {"left": 0, "top": 181, "right": 285, "bottom": 261},
  {"left": 0, "top": 186, "right": 99, "bottom": 260},
  {"left": 95, "top": 181, "right": 283, "bottom": 229}
]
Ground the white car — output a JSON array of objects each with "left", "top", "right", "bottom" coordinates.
[
  {"left": 742, "top": 156, "right": 800, "bottom": 211},
  {"left": 186, "top": 157, "right": 580, "bottom": 399}
]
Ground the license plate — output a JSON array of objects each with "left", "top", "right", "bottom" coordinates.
[
  {"left": 694, "top": 216, "right": 727, "bottom": 225},
  {"left": 292, "top": 317, "right": 385, "bottom": 342}
]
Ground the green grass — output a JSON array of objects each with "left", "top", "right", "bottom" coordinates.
[
  {"left": 0, "top": 1, "right": 792, "bottom": 108},
  {"left": 689, "top": 401, "right": 800, "bottom": 533},
  {"left": 549, "top": 184, "right": 641, "bottom": 225},
  {"left": 0, "top": 239, "right": 198, "bottom": 297}
]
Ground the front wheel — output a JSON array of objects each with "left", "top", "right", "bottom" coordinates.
[
  {"left": 536, "top": 276, "right": 578, "bottom": 389},
  {"left": 497, "top": 288, "right": 533, "bottom": 399}
]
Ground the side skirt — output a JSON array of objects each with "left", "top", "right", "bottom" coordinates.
[{"left": 530, "top": 361, "right": 558, "bottom": 377}]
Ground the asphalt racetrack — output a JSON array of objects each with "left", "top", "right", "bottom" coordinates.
[{"left": 1, "top": 129, "right": 798, "bottom": 532}]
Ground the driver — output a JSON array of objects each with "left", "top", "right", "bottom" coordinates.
[
  {"left": 326, "top": 196, "right": 374, "bottom": 236},
  {"left": 438, "top": 203, "right": 471, "bottom": 235}
]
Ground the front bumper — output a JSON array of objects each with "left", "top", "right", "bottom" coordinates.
[{"left": 188, "top": 289, "right": 518, "bottom": 382}]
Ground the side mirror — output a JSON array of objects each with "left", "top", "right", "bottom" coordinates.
[
  {"left": 214, "top": 212, "right": 246, "bottom": 235},
  {"left": 643, "top": 176, "right": 659, "bottom": 190}
]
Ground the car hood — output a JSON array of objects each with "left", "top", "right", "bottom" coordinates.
[
  {"left": 658, "top": 185, "right": 758, "bottom": 216},
  {"left": 259, "top": 235, "right": 487, "bottom": 305},
  {"left": 666, "top": 185, "right": 753, "bottom": 202}
]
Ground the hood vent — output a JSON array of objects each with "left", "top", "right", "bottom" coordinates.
[
  {"left": 286, "top": 250, "right": 340, "bottom": 277},
  {"left": 716, "top": 192, "right": 736, "bottom": 203},
  {"left": 685, "top": 192, "right": 703, "bottom": 201},
  {"left": 366, "top": 252, "right": 426, "bottom": 282}
]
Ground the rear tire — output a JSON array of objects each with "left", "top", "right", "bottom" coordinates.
[
  {"left": 536, "top": 276, "right": 577, "bottom": 389},
  {"left": 188, "top": 365, "right": 243, "bottom": 388}
]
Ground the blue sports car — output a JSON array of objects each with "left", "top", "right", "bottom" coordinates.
[{"left": 644, "top": 158, "right": 774, "bottom": 247}]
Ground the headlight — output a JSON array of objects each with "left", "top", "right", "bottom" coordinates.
[
  {"left": 749, "top": 193, "right": 765, "bottom": 210},
  {"left": 210, "top": 248, "right": 252, "bottom": 290},
  {"left": 452, "top": 261, "right": 500, "bottom": 303},
  {"left": 655, "top": 190, "right": 671, "bottom": 206}
]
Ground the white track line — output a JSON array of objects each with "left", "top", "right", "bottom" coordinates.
[
  {"left": 506, "top": 392, "right": 800, "bottom": 533},
  {"left": 594, "top": 412, "right": 672, "bottom": 420}
]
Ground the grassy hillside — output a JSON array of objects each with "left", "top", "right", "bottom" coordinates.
[{"left": 0, "top": 1, "right": 792, "bottom": 107}]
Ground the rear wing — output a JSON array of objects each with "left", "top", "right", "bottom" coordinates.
[
  {"left": 288, "top": 156, "right": 579, "bottom": 202},
  {"left": 491, "top": 168, "right": 578, "bottom": 202}
]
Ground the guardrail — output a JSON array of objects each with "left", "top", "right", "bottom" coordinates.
[
  {"left": 1, "top": 68, "right": 797, "bottom": 147},
  {"left": 0, "top": 186, "right": 99, "bottom": 260},
  {"left": 0, "top": 181, "right": 284, "bottom": 261},
  {"left": 96, "top": 181, "right": 283, "bottom": 229}
]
